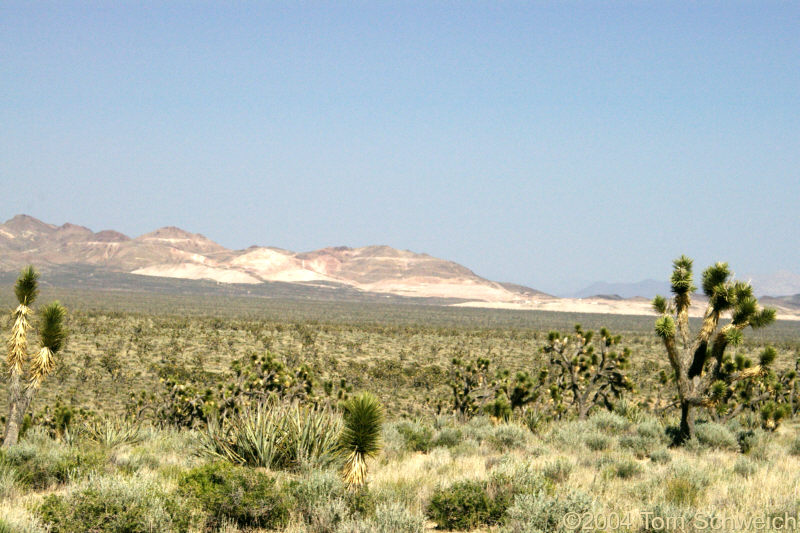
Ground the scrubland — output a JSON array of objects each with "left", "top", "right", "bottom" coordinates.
[{"left": 1, "top": 289, "right": 799, "bottom": 532}]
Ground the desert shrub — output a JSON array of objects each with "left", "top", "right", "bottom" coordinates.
[
  {"left": 663, "top": 465, "right": 709, "bottom": 507},
  {"left": 198, "top": 401, "right": 341, "bottom": 470},
  {"left": 0, "top": 431, "right": 107, "bottom": 489},
  {"left": 335, "top": 502, "right": 424, "bottom": 533},
  {"left": 37, "top": 473, "right": 193, "bottom": 532},
  {"left": 427, "top": 480, "right": 507, "bottom": 530},
  {"left": 306, "top": 497, "right": 352, "bottom": 533},
  {"left": 591, "top": 411, "right": 631, "bottom": 433},
  {"left": 503, "top": 490, "right": 593, "bottom": 533},
  {"left": 788, "top": 436, "right": 800, "bottom": 456},
  {"left": 694, "top": 422, "right": 738, "bottom": 451},
  {"left": 488, "top": 424, "right": 529, "bottom": 451},
  {"left": 395, "top": 421, "right": 434, "bottom": 453},
  {"left": 178, "top": 462, "right": 291, "bottom": 530},
  {"left": 609, "top": 458, "right": 642, "bottom": 479},
  {"left": 489, "top": 460, "right": 550, "bottom": 498},
  {"left": 620, "top": 435, "right": 660, "bottom": 459},
  {"left": 733, "top": 457, "right": 758, "bottom": 478},
  {"left": 636, "top": 417, "right": 667, "bottom": 442},
  {"left": 432, "top": 427, "right": 462, "bottom": 449},
  {"left": 289, "top": 469, "right": 346, "bottom": 523},
  {"left": 542, "top": 458, "right": 573, "bottom": 484},
  {"left": 462, "top": 416, "right": 493, "bottom": 443},
  {"left": 584, "top": 432, "right": 612, "bottom": 451},
  {"left": 649, "top": 448, "right": 671, "bottom": 464}
]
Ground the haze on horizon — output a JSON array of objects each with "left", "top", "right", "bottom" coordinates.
[{"left": 2, "top": 2, "right": 798, "bottom": 296}]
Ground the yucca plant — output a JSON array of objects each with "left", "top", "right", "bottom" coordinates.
[
  {"left": 3, "top": 266, "right": 67, "bottom": 448},
  {"left": 83, "top": 416, "right": 143, "bottom": 448},
  {"left": 198, "top": 400, "right": 342, "bottom": 470},
  {"left": 339, "top": 392, "right": 384, "bottom": 490}
]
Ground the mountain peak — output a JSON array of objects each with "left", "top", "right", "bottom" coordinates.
[{"left": 3, "top": 214, "right": 57, "bottom": 233}]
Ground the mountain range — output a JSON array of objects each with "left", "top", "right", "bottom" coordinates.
[
  {"left": 1, "top": 214, "right": 797, "bottom": 319},
  {"left": 0, "top": 214, "right": 546, "bottom": 304}
]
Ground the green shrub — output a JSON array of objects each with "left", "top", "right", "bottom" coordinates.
[
  {"left": 694, "top": 422, "right": 738, "bottom": 451},
  {"left": 542, "top": 458, "right": 573, "bottom": 484},
  {"left": 178, "top": 462, "right": 291, "bottom": 530},
  {"left": 432, "top": 427, "right": 462, "bottom": 449},
  {"left": 584, "top": 432, "right": 612, "bottom": 451},
  {"left": 288, "top": 469, "right": 346, "bottom": 523},
  {"left": 504, "top": 490, "right": 593, "bottom": 533},
  {"left": 427, "top": 480, "right": 506, "bottom": 530},
  {"left": 0, "top": 432, "right": 106, "bottom": 489},
  {"left": 663, "top": 465, "right": 709, "bottom": 507},
  {"left": 591, "top": 411, "right": 631, "bottom": 434},
  {"left": 488, "top": 424, "right": 529, "bottom": 451},
  {"left": 396, "top": 421, "right": 434, "bottom": 453},
  {"left": 610, "top": 458, "right": 642, "bottom": 479},
  {"left": 37, "top": 474, "right": 193, "bottom": 532},
  {"left": 649, "top": 448, "right": 671, "bottom": 464},
  {"left": 620, "top": 435, "right": 659, "bottom": 459}
]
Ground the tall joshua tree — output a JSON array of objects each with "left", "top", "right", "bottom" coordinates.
[
  {"left": 543, "top": 325, "right": 633, "bottom": 419},
  {"left": 653, "top": 256, "right": 775, "bottom": 444},
  {"left": 3, "top": 266, "right": 67, "bottom": 447}
]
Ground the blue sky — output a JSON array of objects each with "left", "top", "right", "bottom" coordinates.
[{"left": 1, "top": 2, "right": 798, "bottom": 295}]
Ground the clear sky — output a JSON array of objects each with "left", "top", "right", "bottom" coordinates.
[{"left": 2, "top": 2, "right": 798, "bottom": 295}]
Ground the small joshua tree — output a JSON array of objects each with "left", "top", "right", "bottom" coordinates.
[
  {"left": 653, "top": 256, "right": 776, "bottom": 444},
  {"left": 339, "top": 392, "right": 383, "bottom": 490},
  {"left": 543, "top": 324, "right": 633, "bottom": 419},
  {"left": 3, "top": 266, "right": 67, "bottom": 447}
]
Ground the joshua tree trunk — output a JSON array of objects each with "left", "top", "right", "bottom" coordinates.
[
  {"left": 3, "top": 370, "right": 24, "bottom": 447},
  {"left": 678, "top": 401, "right": 694, "bottom": 445}
]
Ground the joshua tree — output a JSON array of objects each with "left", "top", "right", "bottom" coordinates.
[
  {"left": 543, "top": 324, "right": 633, "bottom": 419},
  {"left": 339, "top": 392, "right": 383, "bottom": 490},
  {"left": 653, "top": 256, "right": 776, "bottom": 444},
  {"left": 3, "top": 266, "right": 67, "bottom": 447}
]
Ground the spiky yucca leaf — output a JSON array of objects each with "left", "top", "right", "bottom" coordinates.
[
  {"left": 652, "top": 295, "right": 668, "bottom": 315},
  {"left": 339, "top": 392, "right": 383, "bottom": 489},
  {"left": 28, "top": 347, "right": 55, "bottom": 388},
  {"left": 670, "top": 255, "right": 696, "bottom": 295},
  {"left": 38, "top": 302, "right": 66, "bottom": 353},
  {"left": 6, "top": 305, "right": 30, "bottom": 373},
  {"left": 14, "top": 266, "right": 38, "bottom": 306},
  {"left": 702, "top": 262, "right": 730, "bottom": 297},
  {"left": 655, "top": 316, "right": 676, "bottom": 339}
]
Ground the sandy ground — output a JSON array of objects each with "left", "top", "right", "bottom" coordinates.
[{"left": 452, "top": 297, "right": 800, "bottom": 321}]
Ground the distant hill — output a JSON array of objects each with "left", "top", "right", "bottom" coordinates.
[
  {"left": 2, "top": 215, "right": 796, "bottom": 320},
  {"left": 0, "top": 214, "right": 541, "bottom": 304}
]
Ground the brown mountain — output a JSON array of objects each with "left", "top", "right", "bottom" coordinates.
[{"left": 0, "top": 215, "right": 547, "bottom": 303}]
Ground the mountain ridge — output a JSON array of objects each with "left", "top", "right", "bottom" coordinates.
[
  {"left": 1, "top": 215, "right": 797, "bottom": 320},
  {"left": 0, "top": 214, "right": 545, "bottom": 304}
]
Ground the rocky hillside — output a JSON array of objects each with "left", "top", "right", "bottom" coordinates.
[{"left": 0, "top": 215, "right": 546, "bottom": 303}]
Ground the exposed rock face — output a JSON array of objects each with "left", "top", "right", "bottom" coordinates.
[{"left": 0, "top": 215, "right": 544, "bottom": 303}]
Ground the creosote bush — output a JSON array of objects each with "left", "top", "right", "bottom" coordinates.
[
  {"left": 178, "top": 462, "right": 291, "bottom": 531},
  {"left": 37, "top": 473, "right": 193, "bottom": 532}
]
